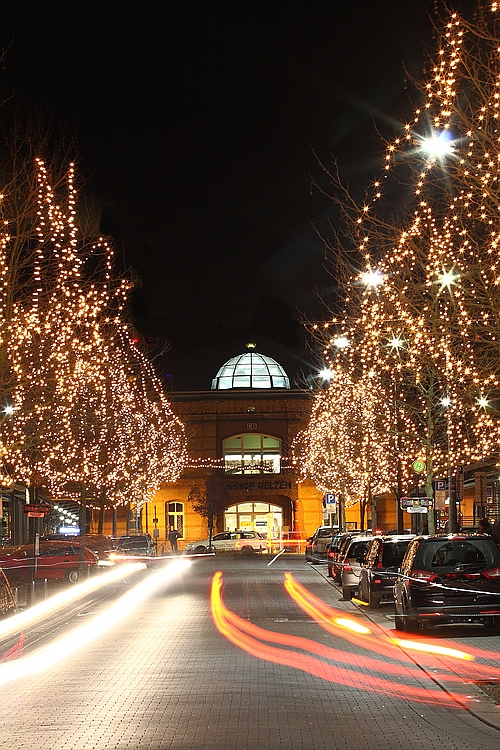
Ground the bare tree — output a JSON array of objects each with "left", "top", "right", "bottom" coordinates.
[{"left": 188, "top": 470, "right": 231, "bottom": 547}]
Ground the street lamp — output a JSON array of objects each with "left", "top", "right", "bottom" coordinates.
[
  {"left": 361, "top": 269, "right": 385, "bottom": 288},
  {"left": 419, "top": 130, "right": 455, "bottom": 158},
  {"left": 332, "top": 336, "right": 350, "bottom": 349}
]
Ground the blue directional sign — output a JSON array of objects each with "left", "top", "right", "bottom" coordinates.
[{"left": 434, "top": 480, "right": 447, "bottom": 491}]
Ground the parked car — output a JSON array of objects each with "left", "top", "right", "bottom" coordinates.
[
  {"left": 115, "top": 534, "right": 156, "bottom": 559},
  {"left": 184, "top": 530, "right": 267, "bottom": 555},
  {"left": 0, "top": 540, "right": 98, "bottom": 585},
  {"left": 327, "top": 531, "right": 362, "bottom": 580},
  {"left": 357, "top": 535, "right": 413, "bottom": 608},
  {"left": 0, "top": 568, "right": 16, "bottom": 617},
  {"left": 305, "top": 526, "right": 337, "bottom": 564},
  {"left": 339, "top": 536, "right": 374, "bottom": 600},
  {"left": 0, "top": 568, "right": 23, "bottom": 663},
  {"left": 394, "top": 533, "right": 500, "bottom": 633},
  {"left": 43, "top": 533, "right": 116, "bottom": 562}
]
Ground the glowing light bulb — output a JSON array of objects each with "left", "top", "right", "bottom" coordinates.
[{"left": 420, "top": 131, "right": 455, "bottom": 158}]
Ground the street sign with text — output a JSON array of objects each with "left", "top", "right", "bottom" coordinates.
[
  {"left": 400, "top": 497, "right": 433, "bottom": 509},
  {"left": 23, "top": 503, "right": 50, "bottom": 516}
]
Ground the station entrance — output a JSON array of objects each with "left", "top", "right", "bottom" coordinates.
[{"left": 224, "top": 500, "right": 289, "bottom": 538}]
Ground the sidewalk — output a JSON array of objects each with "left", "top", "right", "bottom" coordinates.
[{"left": 310, "top": 560, "right": 500, "bottom": 732}]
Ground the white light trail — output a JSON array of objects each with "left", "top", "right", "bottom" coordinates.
[{"left": 0, "top": 558, "right": 191, "bottom": 687}]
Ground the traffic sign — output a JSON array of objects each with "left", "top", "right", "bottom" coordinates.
[
  {"left": 406, "top": 507, "right": 428, "bottom": 514},
  {"left": 400, "top": 497, "right": 433, "bottom": 509},
  {"left": 23, "top": 503, "right": 51, "bottom": 516},
  {"left": 412, "top": 460, "right": 425, "bottom": 474}
]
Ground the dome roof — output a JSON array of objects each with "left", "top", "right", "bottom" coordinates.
[{"left": 211, "top": 351, "right": 290, "bottom": 390}]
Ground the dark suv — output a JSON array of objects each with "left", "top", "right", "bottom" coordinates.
[
  {"left": 394, "top": 534, "right": 500, "bottom": 633},
  {"left": 116, "top": 534, "right": 156, "bottom": 561},
  {"left": 358, "top": 535, "right": 413, "bottom": 608},
  {"left": 305, "top": 526, "right": 336, "bottom": 564},
  {"left": 327, "top": 531, "right": 362, "bottom": 581}
]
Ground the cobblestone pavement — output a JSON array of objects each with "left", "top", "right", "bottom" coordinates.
[{"left": 0, "top": 555, "right": 498, "bottom": 750}]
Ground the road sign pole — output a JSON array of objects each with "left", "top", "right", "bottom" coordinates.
[{"left": 448, "top": 468, "right": 458, "bottom": 533}]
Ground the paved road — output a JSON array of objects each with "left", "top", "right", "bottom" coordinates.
[{"left": 0, "top": 555, "right": 499, "bottom": 750}]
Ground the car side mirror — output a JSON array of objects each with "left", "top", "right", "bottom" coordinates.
[{"left": 386, "top": 566, "right": 398, "bottom": 573}]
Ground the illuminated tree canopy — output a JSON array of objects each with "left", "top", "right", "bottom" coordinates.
[
  {"left": 300, "top": 2, "right": 500, "bottom": 525},
  {"left": 0, "top": 157, "right": 187, "bottom": 504}
]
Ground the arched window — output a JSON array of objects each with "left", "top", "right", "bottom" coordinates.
[
  {"left": 223, "top": 434, "right": 281, "bottom": 474},
  {"left": 225, "top": 502, "right": 283, "bottom": 537},
  {"left": 166, "top": 502, "right": 184, "bottom": 539}
]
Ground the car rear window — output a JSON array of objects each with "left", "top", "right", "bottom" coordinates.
[
  {"left": 347, "top": 540, "right": 369, "bottom": 559},
  {"left": 317, "top": 528, "right": 334, "bottom": 538},
  {"left": 381, "top": 541, "right": 411, "bottom": 567},
  {"left": 415, "top": 539, "right": 500, "bottom": 572},
  {"left": 120, "top": 537, "right": 149, "bottom": 549}
]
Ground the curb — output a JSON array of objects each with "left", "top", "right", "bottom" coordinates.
[{"left": 309, "top": 561, "right": 500, "bottom": 732}]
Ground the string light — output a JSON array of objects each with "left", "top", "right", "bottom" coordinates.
[
  {"left": 300, "top": 3, "right": 500, "bottom": 510},
  {"left": 0, "top": 159, "right": 187, "bottom": 507}
]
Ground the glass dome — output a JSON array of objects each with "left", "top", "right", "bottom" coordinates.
[{"left": 211, "top": 351, "right": 290, "bottom": 390}]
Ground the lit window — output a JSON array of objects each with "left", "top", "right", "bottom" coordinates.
[
  {"left": 223, "top": 434, "right": 281, "bottom": 474},
  {"left": 166, "top": 502, "right": 184, "bottom": 539}
]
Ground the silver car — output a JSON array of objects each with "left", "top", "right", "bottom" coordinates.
[
  {"left": 184, "top": 530, "right": 267, "bottom": 555},
  {"left": 339, "top": 536, "right": 375, "bottom": 600}
]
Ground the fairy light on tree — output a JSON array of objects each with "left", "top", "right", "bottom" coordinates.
[
  {"left": 0, "top": 157, "right": 187, "bottom": 510},
  {"left": 305, "top": 2, "right": 500, "bottom": 531},
  {"left": 293, "top": 364, "right": 419, "bottom": 530}
]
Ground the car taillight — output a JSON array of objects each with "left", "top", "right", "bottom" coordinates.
[
  {"left": 374, "top": 578, "right": 382, "bottom": 584},
  {"left": 482, "top": 567, "right": 500, "bottom": 579},
  {"left": 344, "top": 564, "right": 352, "bottom": 572},
  {"left": 376, "top": 561, "right": 383, "bottom": 568},
  {"left": 411, "top": 570, "right": 437, "bottom": 582}
]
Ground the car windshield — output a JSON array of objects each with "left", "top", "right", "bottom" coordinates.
[
  {"left": 382, "top": 541, "right": 411, "bottom": 566},
  {"left": 416, "top": 539, "right": 498, "bottom": 571}
]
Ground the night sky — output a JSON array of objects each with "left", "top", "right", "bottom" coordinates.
[{"left": 0, "top": 0, "right": 441, "bottom": 391}]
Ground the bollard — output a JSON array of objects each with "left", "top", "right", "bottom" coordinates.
[
  {"left": 44, "top": 578, "right": 48, "bottom": 599},
  {"left": 30, "top": 579, "right": 36, "bottom": 606},
  {"left": 13, "top": 587, "right": 18, "bottom": 609}
]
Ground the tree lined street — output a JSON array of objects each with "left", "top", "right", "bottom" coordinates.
[{"left": 0, "top": 556, "right": 498, "bottom": 750}]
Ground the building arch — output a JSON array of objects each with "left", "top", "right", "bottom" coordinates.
[{"left": 219, "top": 493, "right": 294, "bottom": 537}]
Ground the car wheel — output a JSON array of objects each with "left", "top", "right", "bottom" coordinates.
[
  {"left": 241, "top": 546, "right": 254, "bottom": 555},
  {"left": 65, "top": 569, "right": 79, "bottom": 584},
  {"left": 402, "top": 600, "right": 418, "bottom": 633},
  {"left": 484, "top": 616, "right": 500, "bottom": 634},
  {"left": 327, "top": 566, "right": 333, "bottom": 578},
  {"left": 195, "top": 546, "right": 208, "bottom": 554},
  {"left": 342, "top": 586, "right": 353, "bottom": 600},
  {"left": 368, "top": 588, "right": 379, "bottom": 609}
]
